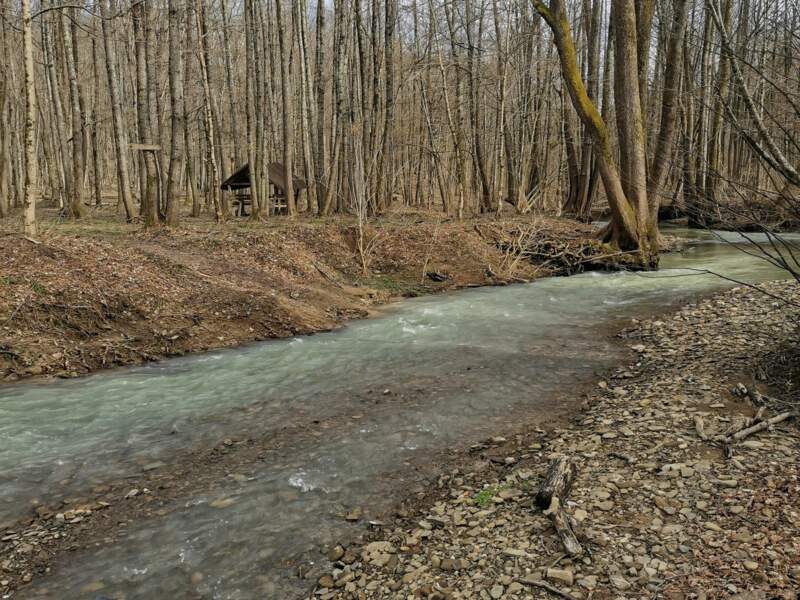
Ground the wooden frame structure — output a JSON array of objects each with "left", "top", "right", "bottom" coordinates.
[{"left": 220, "top": 162, "right": 306, "bottom": 216}]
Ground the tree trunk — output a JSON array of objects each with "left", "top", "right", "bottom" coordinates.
[
  {"left": 375, "top": 0, "right": 397, "bottom": 213},
  {"left": 533, "top": 0, "right": 656, "bottom": 264},
  {"left": 90, "top": 20, "right": 103, "bottom": 209},
  {"left": 166, "top": 0, "right": 185, "bottom": 227},
  {"left": 100, "top": 0, "right": 136, "bottom": 221},
  {"left": 183, "top": 0, "right": 200, "bottom": 218},
  {"left": 132, "top": 1, "right": 159, "bottom": 228},
  {"left": 648, "top": 0, "right": 689, "bottom": 214},
  {"left": 0, "top": 13, "right": 8, "bottom": 220},
  {"left": 42, "top": 3, "right": 69, "bottom": 210},
  {"left": 634, "top": 0, "right": 655, "bottom": 119},
  {"left": 612, "top": 0, "right": 650, "bottom": 244},
  {"left": 314, "top": 0, "right": 327, "bottom": 214},
  {"left": 465, "top": 0, "right": 492, "bottom": 212},
  {"left": 194, "top": 0, "right": 224, "bottom": 221},
  {"left": 275, "top": 0, "right": 296, "bottom": 216},
  {"left": 219, "top": 0, "right": 241, "bottom": 169},
  {"left": 243, "top": 0, "right": 261, "bottom": 218},
  {"left": 21, "top": 0, "right": 38, "bottom": 236}
]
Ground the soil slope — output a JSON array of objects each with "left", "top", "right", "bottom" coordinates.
[{"left": 1, "top": 215, "right": 599, "bottom": 382}]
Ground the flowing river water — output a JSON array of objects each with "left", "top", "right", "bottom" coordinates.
[{"left": 1, "top": 229, "right": 797, "bottom": 599}]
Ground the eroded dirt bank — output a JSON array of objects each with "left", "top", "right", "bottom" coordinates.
[
  {"left": 1, "top": 215, "right": 603, "bottom": 383},
  {"left": 310, "top": 280, "right": 800, "bottom": 600}
]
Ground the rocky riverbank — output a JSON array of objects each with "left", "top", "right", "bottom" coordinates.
[
  {"left": 1, "top": 214, "right": 606, "bottom": 383},
  {"left": 311, "top": 280, "right": 799, "bottom": 599}
]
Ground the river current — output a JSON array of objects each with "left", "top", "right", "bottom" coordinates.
[{"left": 2, "top": 228, "right": 796, "bottom": 599}]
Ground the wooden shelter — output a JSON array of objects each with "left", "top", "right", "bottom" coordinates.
[{"left": 220, "top": 162, "right": 306, "bottom": 216}]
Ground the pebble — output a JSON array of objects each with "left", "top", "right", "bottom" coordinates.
[
  {"left": 715, "top": 478, "right": 739, "bottom": 488},
  {"left": 610, "top": 574, "right": 631, "bottom": 590},
  {"left": 79, "top": 581, "right": 105, "bottom": 593},
  {"left": 546, "top": 568, "right": 574, "bottom": 586},
  {"left": 327, "top": 545, "right": 345, "bottom": 562},
  {"left": 209, "top": 497, "right": 236, "bottom": 509}
]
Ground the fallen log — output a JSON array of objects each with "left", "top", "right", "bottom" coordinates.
[
  {"left": 744, "top": 406, "right": 766, "bottom": 428},
  {"left": 536, "top": 457, "right": 583, "bottom": 557},
  {"left": 534, "top": 456, "right": 577, "bottom": 510},
  {"left": 545, "top": 499, "right": 583, "bottom": 557},
  {"left": 725, "top": 411, "right": 796, "bottom": 444}
]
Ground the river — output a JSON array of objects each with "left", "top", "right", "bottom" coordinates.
[{"left": 1, "top": 228, "right": 796, "bottom": 599}]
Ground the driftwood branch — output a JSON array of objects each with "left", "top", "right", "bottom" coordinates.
[
  {"left": 535, "top": 457, "right": 583, "bottom": 557},
  {"left": 535, "top": 456, "right": 577, "bottom": 510},
  {"left": 706, "top": 408, "right": 797, "bottom": 457},
  {"left": 725, "top": 411, "right": 795, "bottom": 443},
  {"left": 694, "top": 415, "right": 708, "bottom": 441},
  {"left": 546, "top": 498, "right": 583, "bottom": 557}
]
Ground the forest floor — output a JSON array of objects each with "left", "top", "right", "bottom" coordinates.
[
  {"left": 311, "top": 280, "right": 800, "bottom": 600},
  {"left": 0, "top": 209, "right": 618, "bottom": 383}
]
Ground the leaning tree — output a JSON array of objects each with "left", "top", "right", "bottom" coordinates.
[{"left": 533, "top": 0, "right": 679, "bottom": 267}]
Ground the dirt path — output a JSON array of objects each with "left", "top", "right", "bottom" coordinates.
[
  {"left": 307, "top": 281, "right": 800, "bottom": 599},
  {"left": 1, "top": 214, "right": 602, "bottom": 383}
]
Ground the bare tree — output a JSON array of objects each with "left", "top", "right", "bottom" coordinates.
[
  {"left": 533, "top": 0, "right": 658, "bottom": 264},
  {"left": 100, "top": 0, "right": 136, "bottom": 222},
  {"left": 165, "top": 0, "right": 185, "bottom": 227},
  {"left": 648, "top": 0, "right": 689, "bottom": 205},
  {"left": 132, "top": 1, "right": 159, "bottom": 228},
  {"left": 61, "top": 6, "right": 87, "bottom": 219},
  {"left": 1, "top": 0, "right": 794, "bottom": 244},
  {"left": 275, "top": 0, "right": 296, "bottom": 215},
  {"left": 21, "top": 0, "right": 38, "bottom": 236},
  {"left": 194, "top": 0, "right": 224, "bottom": 221}
]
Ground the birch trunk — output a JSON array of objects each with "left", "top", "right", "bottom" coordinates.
[
  {"left": 22, "top": 0, "right": 38, "bottom": 236},
  {"left": 276, "top": 0, "right": 296, "bottom": 215}
]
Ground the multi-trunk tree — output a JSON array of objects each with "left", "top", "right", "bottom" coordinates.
[{"left": 534, "top": 0, "right": 662, "bottom": 264}]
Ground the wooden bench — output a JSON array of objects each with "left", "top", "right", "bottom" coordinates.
[{"left": 234, "top": 191, "right": 252, "bottom": 217}]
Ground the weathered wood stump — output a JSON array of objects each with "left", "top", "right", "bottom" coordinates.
[{"left": 534, "top": 456, "right": 577, "bottom": 510}]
